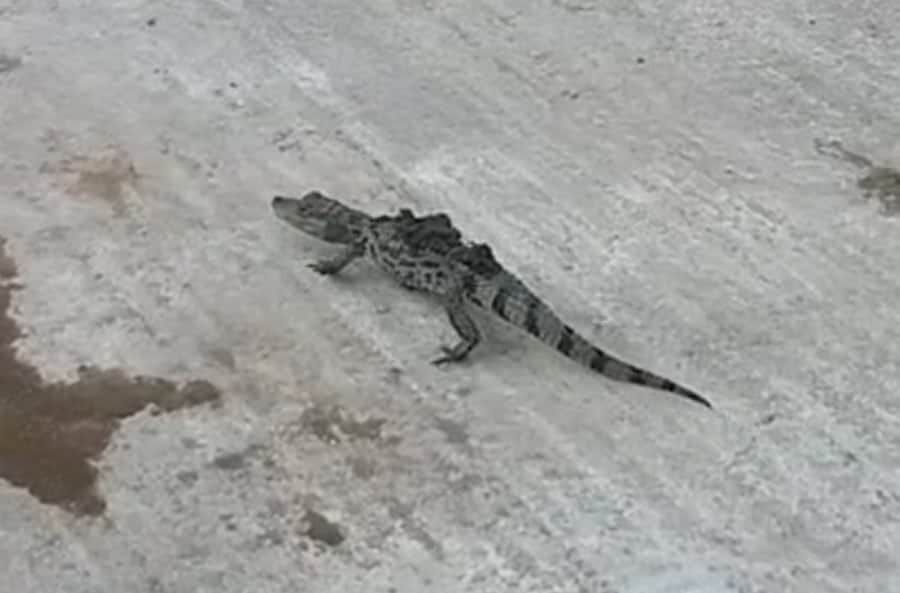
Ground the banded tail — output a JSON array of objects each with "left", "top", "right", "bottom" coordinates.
[{"left": 470, "top": 273, "right": 711, "bottom": 408}]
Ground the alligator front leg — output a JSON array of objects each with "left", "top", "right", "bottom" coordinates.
[
  {"left": 308, "top": 241, "right": 365, "bottom": 275},
  {"left": 432, "top": 297, "right": 481, "bottom": 365}
]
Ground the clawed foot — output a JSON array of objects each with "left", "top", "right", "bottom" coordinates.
[
  {"left": 431, "top": 345, "right": 466, "bottom": 366},
  {"left": 307, "top": 261, "right": 337, "bottom": 275}
]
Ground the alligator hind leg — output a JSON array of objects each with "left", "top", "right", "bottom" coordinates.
[{"left": 432, "top": 298, "right": 481, "bottom": 365}]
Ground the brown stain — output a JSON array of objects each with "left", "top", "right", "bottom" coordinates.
[
  {"left": 814, "top": 137, "right": 900, "bottom": 216},
  {"left": 207, "top": 347, "right": 236, "bottom": 370},
  {"left": 0, "top": 237, "right": 220, "bottom": 516},
  {"left": 347, "top": 455, "right": 377, "bottom": 480},
  {"left": 212, "top": 451, "right": 247, "bottom": 471},
  {"left": 0, "top": 54, "right": 22, "bottom": 74},
  {"left": 301, "top": 509, "right": 345, "bottom": 547},
  {"left": 433, "top": 416, "right": 470, "bottom": 446},
  {"left": 211, "top": 444, "right": 265, "bottom": 472},
  {"left": 41, "top": 145, "right": 139, "bottom": 215},
  {"left": 858, "top": 167, "right": 900, "bottom": 215}
]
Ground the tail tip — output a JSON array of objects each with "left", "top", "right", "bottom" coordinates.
[{"left": 680, "top": 387, "right": 713, "bottom": 408}]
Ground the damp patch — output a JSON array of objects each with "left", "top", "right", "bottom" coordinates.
[{"left": 0, "top": 236, "right": 221, "bottom": 516}]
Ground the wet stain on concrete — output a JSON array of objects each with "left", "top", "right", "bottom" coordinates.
[
  {"left": 301, "top": 509, "right": 345, "bottom": 546},
  {"left": 433, "top": 416, "right": 469, "bottom": 446},
  {"left": 0, "top": 245, "right": 16, "bottom": 282},
  {"left": 0, "top": 237, "right": 221, "bottom": 516},
  {"left": 0, "top": 54, "right": 22, "bottom": 74},
  {"left": 40, "top": 144, "right": 139, "bottom": 215},
  {"left": 300, "top": 403, "right": 386, "bottom": 445},
  {"left": 857, "top": 168, "right": 900, "bottom": 214},
  {"left": 212, "top": 451, "right": 247, "bottom": 471},
  {"left": 176, "top": 470, "right": 199, "bottom": 486},
  {"left": 211, "top": 444, "right": 265, "bottom": 472},
  {"left": 814, "top": 138, "right": 900, "bottom": 216},
  {"left": 347, "top": 455, "right": 377, "bottom": 479},
  {"left": 207, "top": 347, "right": 236, "bottom": 370}
]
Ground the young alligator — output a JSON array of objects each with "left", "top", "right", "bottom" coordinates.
[{"left": 271, "top": 191, "right": 712, "bottom": 408}]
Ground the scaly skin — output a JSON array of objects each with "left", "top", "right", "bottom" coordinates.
[{"left": 272, "top": 191, "right": 712, "bottom": 408}]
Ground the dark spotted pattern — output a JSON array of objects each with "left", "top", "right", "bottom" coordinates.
[
  {"left": 272, "top": 192, "right": 713, "bottom": 408},
  {"left": 461, "top": 273, "right": 479, "bottom": 304},
  {"left": 523, "top": 302, "right": 541, "bottom": 337},
  {"left": 557, "top": 325, "right": 575, "bottom": 356},
  {"left": 490, "top": 287, "right": 510, "bottom": 320},
  {"left": 589, "top": 352, "right": 615, "bottom": 373}
]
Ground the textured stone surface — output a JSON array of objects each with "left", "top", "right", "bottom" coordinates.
[{"left": 1, "top": 1, "right": 898, "bottom": 592}]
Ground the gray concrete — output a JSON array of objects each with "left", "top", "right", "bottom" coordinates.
[{"left": 1, "top": 1, "right": 899, "bottom": 591}]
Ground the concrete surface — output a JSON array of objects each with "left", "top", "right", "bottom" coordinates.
[{"left": 1, "top": 1, "right": 899, "bottom": 592}]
